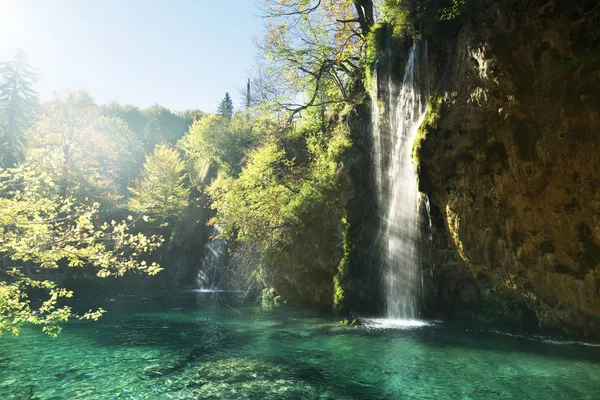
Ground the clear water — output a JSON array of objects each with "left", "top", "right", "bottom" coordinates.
[{"left": 1, "top": 291, "right": 599, "bottom": 399}]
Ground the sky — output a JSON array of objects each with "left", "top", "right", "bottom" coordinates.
[{"left": 0, "top": 0, "right": 265, "bottom": 112}]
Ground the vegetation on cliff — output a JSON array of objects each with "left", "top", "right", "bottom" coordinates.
[{"left": 1, "top": 0, "right": 599, "bottom": 338}]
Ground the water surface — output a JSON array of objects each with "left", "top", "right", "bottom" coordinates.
[{"left": 1, "top": 291, "right": 599, "bottom": 399}]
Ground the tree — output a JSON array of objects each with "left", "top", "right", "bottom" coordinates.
[
  {"left": 217, "top": 93, "right": 234, "bottom": 119},
  {"left": 103, "top": 103, "right": 148, "bottom": 140},
  {"left": 0, "top": 49, "right": 39, "bottom": 167},
  {"left": 258, "top": 0, "right": 375, "bottom": 116},
  {"left": 103, "top": 103, "right": 200, "bottom": 154},
  {"left": 94, "top": 115, "right": 144, "bottom": 193},
  {"left": 180, "top": 114, "right": 258, "bottom": 178},
  {"left": 26, "top": 91, "right": 128, "bottom": 203},
  {"left": 128, "top": 144, "right": 190, "bottom": 222},
  {"left": 207, "top": 113, "right": 351, "bottom": 293},
  {"left": 0, "top": 165, "right": 163, "bottom": 337}
]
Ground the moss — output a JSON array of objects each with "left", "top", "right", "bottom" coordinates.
[
  {"left": 380, "top": 0, "right": 413, "bottom": 38},
  {"left": 364, "top": 23, "right": 391, "bottom": 91},
  {"left": 438, "top": 0, "right": 470, "bottom": 21},
  {"left": 262, "top": 287, "right": 283, "bottom": 307},
  {"left": 381, "top": 0, "right": 471, "bottom": 38},
  {"left": 412, "top": 96, "right": 442, "bottom": 165},
  {"left": 332, "top": 215, "right": 351, "bottom": 314},
  {"left": 340, "top": 313, "right": 361, "bottom": 326}
]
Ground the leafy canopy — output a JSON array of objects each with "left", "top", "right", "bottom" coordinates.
[
  {"left": 0, "top": 165, "right": 163, "bottom": 337},
  {"left": 180, "top": 114, "right": 259, "bottom": 178},
  {"left": 128, "top": 144, "right": 190, "bottom": 222},
  {"left": 26, "top": 91, "right": 140, "bottom": 203}
]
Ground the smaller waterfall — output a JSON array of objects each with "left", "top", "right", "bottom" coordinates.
[{"left": 195, "top": 226, "right": 226, "bottom": 290}]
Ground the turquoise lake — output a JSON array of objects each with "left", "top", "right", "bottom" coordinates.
[{"left": 1, "top": 290, "right": 599, "bottom": 399}]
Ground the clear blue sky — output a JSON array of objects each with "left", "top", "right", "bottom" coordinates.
[{"left": 0, "top": 0, "right": 264, "bottom": 112}]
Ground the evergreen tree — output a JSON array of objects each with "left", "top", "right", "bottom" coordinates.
[
  {"left": 217, "top": 92, "right": 234, "bottom": 119},
  {"left": 0, "top": 49, "right": 39, "bottom": 167}
]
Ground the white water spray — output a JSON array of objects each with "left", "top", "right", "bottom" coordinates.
[
  {"left": 371, "top": 42, "right": 428, "bottom": 320},
  {"left": 195, "top": 226, "right": 226, "bottom": 289}
]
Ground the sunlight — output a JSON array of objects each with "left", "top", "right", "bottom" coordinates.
[
  {"left": 0, "top": 1, "right": 29, "bottom": 49},
  {"left": 0, "top": 1, "right": 598, "bottom": 398},
  {"left": 362, "top": 318, "right": 432, "bottom": 330}
]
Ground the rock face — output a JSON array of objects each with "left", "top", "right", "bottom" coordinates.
[{"left": 418, "top": 0, "right": 600, "bottom": 336}]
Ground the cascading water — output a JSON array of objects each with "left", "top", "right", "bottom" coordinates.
[
  {"left": 371, "top": 41, "right": 428, "bottom": 320},
  {"left": 195, "top": 226, "right": 226, "bottom": 290}
]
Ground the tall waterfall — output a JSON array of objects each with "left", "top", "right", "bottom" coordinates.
[
  {"left": 195, "top": 226, "right": 226, "bottom": 290},
  {"left": 371, "top": 42, "right": 428, "bottom": 320}
]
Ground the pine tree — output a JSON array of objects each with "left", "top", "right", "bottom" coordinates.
[
  {"left": 217, "top": 92, "right": 234, "bottom": 119},
  {"left": 0, "top": 49, "right": 39, "bottom": 167}
]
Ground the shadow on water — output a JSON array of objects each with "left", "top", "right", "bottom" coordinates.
[
  {"left": 69, "top": 289, "right": 600, "bottom": 365},
  {"left": 61, "top": 307, "right": 389, "bottom": 397},
  {"left": 2, "top": 290, "right": 600, "bottom": 399},
  {"left": 394, "top": 321, "right": 600, "bottom": 364}
]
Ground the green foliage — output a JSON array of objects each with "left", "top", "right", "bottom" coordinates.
[
  {"left": 141, "top": 105, "right": 190, "bottom": 152},
  {"left": 207, "top": 106, "right": 352, "bottom": 293},
  {"left": 381, "top": 0, "right": 471, "bottom": 38},
  {"left": 26, "top": 91, "right": 136, "bottom": 203},
  {"left": 180, "top": 114, "right": 258, "bottom": 178},
  {"left": 333, "top": 215, "right": 351, "bottom": 314},
  {"left": 128, "top": 144, "right": 190, "bottom": 223},
  {"left": 380, "top": 0, "right": 414, "bottom": 38},
  {"left": 261, "top": 287, "right": 283, "bottom": 306},
  {"left": 438, "top": 0, "right": 469, "bottom": 21},
  {"left": 0, "top": 165, "right": 163, "bottom": 336},
  {"left": 208, "top": 142, "right": 291, "bottom": 249},
  {"left": 364, "top": 23, "right": 393, "bottom": 91},
  {"left": 412, "top": 96, "right": 442, "bottom": 164},
  {"left": 103, "top": 103, "right": 200, "bottom": 154},
  {"left": 94, "top": 116, "right": 145, "bottom": 193},
  {"left": 178, "top": 108, "right": 206, "bottom": 125},
  {"left": 259, "top": 0, "right": 370, "bottom": 114},
  {"left": 217, "top": 93, "right": 234, "bottom": 119},
  {"left": 0, "top": 49, "right": 39, "bottom": 167}
]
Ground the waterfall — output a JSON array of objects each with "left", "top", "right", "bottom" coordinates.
[
  {"left": 371, "top": 41, "right": 428, "bottom": 320},
  {"left": 195, "top": 226, "right": 226, "bottom": 290}
]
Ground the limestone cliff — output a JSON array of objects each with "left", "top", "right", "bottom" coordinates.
[{"left": 418, "top": 0, "right": 600, "bottom": 336}]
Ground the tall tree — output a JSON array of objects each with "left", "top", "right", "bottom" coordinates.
[
  {"left": 128, "top": 144, "right": 190, "bottom": 223},
  {"left": 26, "top": 91, "right": 135, "bottom": 203},
  {"left": 180, "top": 114, "right": 258, "bottom": 178},
  {"left": 0, "top": 49, "right": 39, "bottom": 167},
  {"left": 217, "top": 92, "right": 234, "bottom": 119},
  {"left": 259, "top": 0, "right": 375, "bottom": 116}
]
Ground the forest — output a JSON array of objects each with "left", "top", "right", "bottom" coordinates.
[{"left": 1, "top": 0, "right": 599, "bottom": 399}]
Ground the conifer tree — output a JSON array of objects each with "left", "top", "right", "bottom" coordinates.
[
  {"left": 217, "top": 92, "right": 234, "bottom": 119},
  {"left": 0, "top": 49, "right": 39, "bottom": 166}
]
